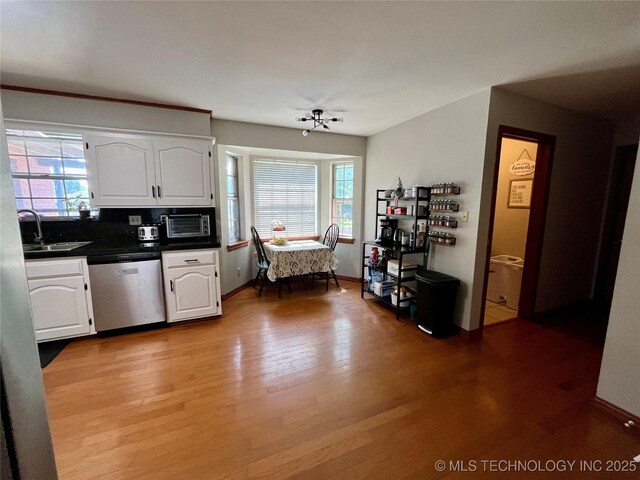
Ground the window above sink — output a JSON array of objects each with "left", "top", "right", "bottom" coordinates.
[{"left": 7, "top": 129, "right": 92, "bottom": 217}]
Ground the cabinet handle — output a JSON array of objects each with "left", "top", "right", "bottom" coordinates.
[
  {"left": 170, "top": 280, "right": 174, "bottom": 292},
  {"left": 152, "top": 185, "right": 156, "bottom": 198},
  {"left": 184, "top": 259, "right": 199, "bottom": 263},
  {"left": 157, "top": 185, "right": 162, "bottom": 198}
]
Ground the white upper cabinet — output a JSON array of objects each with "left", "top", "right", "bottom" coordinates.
[
  {"left": 85, "top": 134, "right": 157, "bottom": 206},
  {"left": 85, "top": 133, "right": 213, "bottom": 208},
  {"left": 154, "top": 138, "right": 212, "bottom": 206}
]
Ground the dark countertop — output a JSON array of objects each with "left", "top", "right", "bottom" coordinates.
[{"left": 23, "top": 238, "right": 222, "bottom": 260}]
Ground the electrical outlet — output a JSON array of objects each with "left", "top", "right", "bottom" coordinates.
[
  {"left": 461, "top": 210, "right": 469, "bottom": 222},
  {"left": 236, "top": 267, "right": 241, "bottom": 277},
  {"left": 128, "top": 215, "right": 142, "bottom": 226}
]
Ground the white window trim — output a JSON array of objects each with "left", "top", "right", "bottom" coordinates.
[
  {"left": 331, "top": 160, "right": 355, "bottom": 239},
  {"left": 7, "top": 127, "right": 91, "bottom": 218},
  {"left": 250, "top": 157, "right": 320, "bottom": 238}
]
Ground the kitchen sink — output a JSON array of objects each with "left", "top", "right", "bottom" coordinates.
[{"left": 22, "top": 241, "right": 93, "bottom": 252}]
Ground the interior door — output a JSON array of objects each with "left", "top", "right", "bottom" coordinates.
[
  {"left": 166, "top": 264, "right": 219, "bottom": 322},
  {"left": 85, "top": 134, "right": 157, "bottom": 206},
  {"left": 28, "top": 276, "right": 91, "bottom": 341},
  {"left": 595, "top": 144, "right": 638, "bottom": 305},
  {"left": 153, "top": 138, "right": 212, "bottom": 206}
]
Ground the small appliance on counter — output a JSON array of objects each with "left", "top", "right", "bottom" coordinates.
[
  {"left": 161, "top": 214, "right": 210, "bottom": 239},
  {"left": 137, "top": 224, "right": 160, "bottom": 242},
  {"left": 378, "top": 218, "right": 398, "bottom": 243}
]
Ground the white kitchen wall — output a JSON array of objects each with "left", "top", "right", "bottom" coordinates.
[
  {"left": 365, "top": 90, "right": 493, "bottom": 331},
  {"left": 481, "top": 88, "right": 615, "bottom": 318},
  {"left": 1, "top": 89, "right": 211, "bottom": 136},
  {"left": 597, "top": 138, "right": 640, "bottom": 417}
]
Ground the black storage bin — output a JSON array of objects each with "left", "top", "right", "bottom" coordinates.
[{"left": 415, "top": 269, "right": 460, "bottom": 338}]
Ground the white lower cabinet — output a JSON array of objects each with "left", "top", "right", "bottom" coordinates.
[
  {"left": 162, "top": 249, "right": 221, "bottom": 322},
  {"left": 26, "top": 258, "right": 96, "bottom": 342}
]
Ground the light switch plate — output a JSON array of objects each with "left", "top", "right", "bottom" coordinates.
[
  {"left": 128, "top": 215, "right": 142, "bottom": 226},
  {"left": 461, "top": 210, "right": 469, "bottom": 222}
]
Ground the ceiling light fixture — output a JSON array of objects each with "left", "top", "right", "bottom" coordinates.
[{"left": 296, "top": 109, "right": 343, "bottom": 136}]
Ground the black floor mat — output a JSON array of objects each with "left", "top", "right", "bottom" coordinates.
[{"left": 38, "top": 339, "right": 70, "bottom": 368}]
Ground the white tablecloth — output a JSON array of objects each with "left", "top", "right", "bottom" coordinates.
[{"left": 264, "top": 240, "right": 339, "bottom": 281}]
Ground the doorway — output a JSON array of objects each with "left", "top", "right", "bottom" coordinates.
[
  {"left": 594, "top": 144, "right": 638, "bottom": 308},
  {"left": 481, "top": 126, "right": 556, "bottom": 328},
  {"left": 484, "top": 138, "right": 538, "bottom": 325}
]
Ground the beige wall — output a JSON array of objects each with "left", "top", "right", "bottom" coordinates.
[
  {"left": 491, "top": 138, "right": 537, "bottom": 258},
  {"left": 597, "top": 137, "right": 640, "bottom": 417},
  {"left": 211, "top": 119, "right": 366, "bottom": 158},
  {"left": 480, "top": 88, "right": 615, "bottom": 315},
  {"left": 366, "top": 90, "right": 492, "bottom": 331}
]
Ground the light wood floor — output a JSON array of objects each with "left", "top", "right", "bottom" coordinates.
[{"left": 43, "top": 281, "right": 639, "bottom": 479}]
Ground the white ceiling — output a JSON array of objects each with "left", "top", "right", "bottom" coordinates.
[{"left": 1, "top": 1, "right": 639, "bottom": 136}]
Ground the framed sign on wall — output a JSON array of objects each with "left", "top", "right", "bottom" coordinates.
[{"left": 508, "top": 179, "right": 533, "bottom": 208}]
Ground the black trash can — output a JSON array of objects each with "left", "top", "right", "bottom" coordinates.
[{"left": 415, "top": 269, "right": 460, "bottom": 338}]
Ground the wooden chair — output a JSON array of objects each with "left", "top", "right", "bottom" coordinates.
[
  {"left": 322, "top": 223, "right": 340, "bottom": 289},
  {"left": 251, "top": 226, "right": 290, "bottom": 298}
]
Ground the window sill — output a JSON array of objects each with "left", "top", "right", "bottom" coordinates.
[
  {"left": 337, "top": 237, "right": 355, "bottom": 244},
  {"left": 260, "top": 235, "right": 320, "bottom": 242},
  {"left": 227, "top": 240, "right": 249, "bottom": 252}
]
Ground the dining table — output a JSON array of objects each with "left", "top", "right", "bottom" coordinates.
[{"left": 263, "top": 239, "right": 339, "bottom": 282}]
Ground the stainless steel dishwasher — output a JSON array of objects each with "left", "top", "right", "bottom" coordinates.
[{"left": 88, "top": 251, "right": 166, "bottom": 332}]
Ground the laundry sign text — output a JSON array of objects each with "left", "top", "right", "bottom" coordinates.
[{"left": 509, "top": 159, "right": 536, "bottom": 176}]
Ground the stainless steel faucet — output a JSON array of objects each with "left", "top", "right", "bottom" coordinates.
[{"left": 17, "top": 209, "right": 44, "bottom": 244}]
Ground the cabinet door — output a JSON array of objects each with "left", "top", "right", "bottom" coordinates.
[
  {"left": 165, "top": 264, "right": 219, "bottom": 322},
  {"left": 85, "top": 134, "right": 157, "bottom": 206},
  {"left": 153, "top": 138, "right": 212, "bottom": 206},
  {"left": 28, "top": 275, "right": 92, "bottom": 341}
]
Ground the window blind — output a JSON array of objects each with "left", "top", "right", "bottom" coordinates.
[{"left": 252, "top": 159, "right": 317, "bottom": 237}]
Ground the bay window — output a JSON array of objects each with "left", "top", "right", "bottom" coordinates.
[{"left": 252, "top": 159, "right": 318, "bottom": 237}]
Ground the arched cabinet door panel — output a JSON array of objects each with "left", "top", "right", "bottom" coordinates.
[
  {"left": 162, "top": 250, "right": 221, "bottom": 323},
  {"left": 28, "top": 276, "right": 91, "bottom": 341},
  {"left": 85, "top": 134, "right": 157, "bottom": 206},
  {"left": 154, "top": 139, "right": 212, "bottom": 206},
  {"left": 164, "top": 264, "right": 220, "bottom": 322}
]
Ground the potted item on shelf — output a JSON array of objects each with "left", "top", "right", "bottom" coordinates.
[
  {"left": 270, "top": 220, "right": 287, "bottom": 245},
  {"left": 66, "top": 195, "right": 91, "bottom": 220},
  {"left": 393, "top": 176, "right": 404, "bottom": 207}
]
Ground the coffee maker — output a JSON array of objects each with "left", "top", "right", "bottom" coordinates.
[{"left": 378, "top": 218, "right": 398, "bottom": 243}]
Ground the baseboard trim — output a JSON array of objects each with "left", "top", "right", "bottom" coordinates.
[
  {"left": 335, "top": 275, "right": 361, "bottom": 283},
  {"left": 459, "top": 327, "right": 482, "bottom": 339},
  {"left": 533, "top": 299, "right": 594, "bottom": 320},
  {"left": 221, "top": 280, "right": 253, "bottom": 301},
  {"left": 593, "top": 396, "right": 640, "bottom": 424}
]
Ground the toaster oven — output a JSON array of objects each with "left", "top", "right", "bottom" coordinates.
[{"left": 162, "top": 214, "right": 210, "bottom": 239}]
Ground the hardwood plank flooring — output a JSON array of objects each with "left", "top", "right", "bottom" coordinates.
[{"left": 42, "top": 281, "right": 639, "bottom": 479}]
